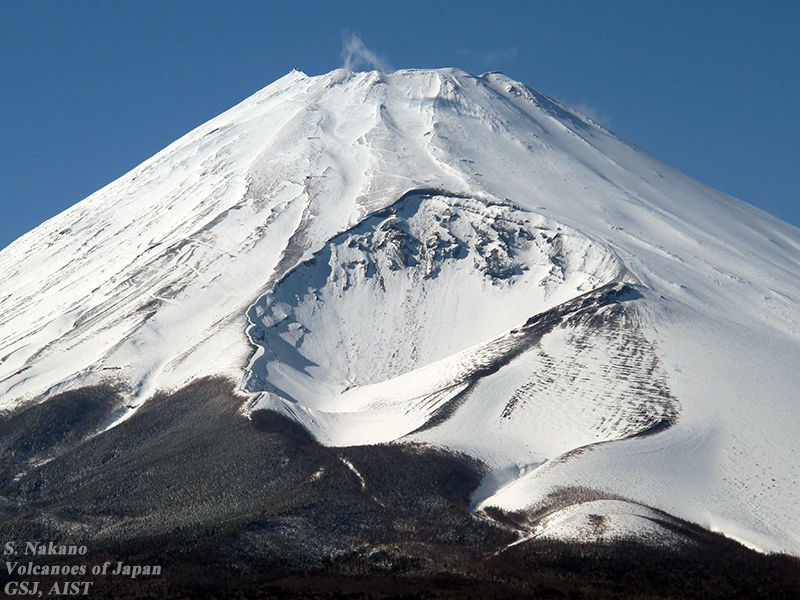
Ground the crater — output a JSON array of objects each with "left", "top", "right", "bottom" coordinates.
[{"left": 243, "top": 189, "right": 630, "bottom": 404}]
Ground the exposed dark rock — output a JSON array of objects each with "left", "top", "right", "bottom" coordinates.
[{"left": 0, "top": 378, "right": 797, "bottom": 598}]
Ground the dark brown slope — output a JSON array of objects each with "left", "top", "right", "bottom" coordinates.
[{"left": 0, "top": 378, "right": 798, "bottom": 599}]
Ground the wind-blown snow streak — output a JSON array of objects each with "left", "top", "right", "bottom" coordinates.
[{"left": 1, "top": 68, "right": 799, "bottom": 554}]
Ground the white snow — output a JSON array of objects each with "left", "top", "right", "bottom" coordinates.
[
  {"left": 340, "top": 458, "right": 367, "bottom": 491},
  {"left": 496, "top": 498, "right": 695, "bottom": 549},
  {"left": 1, "top": 68, "right": 799, "bottom": 555}
]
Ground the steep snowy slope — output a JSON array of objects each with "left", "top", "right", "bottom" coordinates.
[{"left": 1, "top": 68, "right": 799, "bottom": 555}]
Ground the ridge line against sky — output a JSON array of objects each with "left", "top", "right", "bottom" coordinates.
[{"left": 1, "top": 1, "right": 798, "bottom": 251}]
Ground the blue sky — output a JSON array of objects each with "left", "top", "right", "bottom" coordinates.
[{"left": 1, "top": 1, "right": 798, "bottom": 250}]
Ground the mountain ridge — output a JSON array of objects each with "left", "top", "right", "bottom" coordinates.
[{"left": 1, "top": 68, "right": 799, "bottom": 559}]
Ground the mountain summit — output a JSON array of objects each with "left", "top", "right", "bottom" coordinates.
[{"left": 1, "top": 68, "right": 800, "bottom": 570}]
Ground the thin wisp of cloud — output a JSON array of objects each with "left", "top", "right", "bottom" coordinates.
[
  {"left": 341, "top": 32, "right": 393, "bottom": 73},
  {"left": 568, "top": 102, "right": 612, "bottom": 128}
]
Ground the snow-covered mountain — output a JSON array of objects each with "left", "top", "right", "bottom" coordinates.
[{"left": 1, "top": 68, "right": 799, "bottom": 557}]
